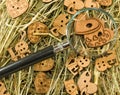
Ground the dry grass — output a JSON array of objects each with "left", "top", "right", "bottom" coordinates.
[{"left": 0, "top": 0, "right": 120, "bottom": 95}]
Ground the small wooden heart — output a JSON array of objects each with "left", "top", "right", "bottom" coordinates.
[{"left": 6, "top": 0, "right": 29, "bottom": 18}]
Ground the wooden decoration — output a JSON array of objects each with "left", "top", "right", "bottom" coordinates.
[
  {"left": 64, "top": 79, "right": 78, "bottom": 95},
  {"left": 77, "top": 71, "right": 97, "bottom": 95},
  {"left": 75, "top": 18, "right": 114, "bottom": 47},
  {"left": 75, "top": 18, "right": 102, "bottom": 35},
  {"left": 97, "top": 0, "right": 112, "bottom": 6},
  {"left": 75, "top": 13, "right": 88, "bottom": 21},
  {"left": 84, "top": 28, "right": 113, "bottom": 47},
  {"left": 77, "top": 56, "right": 90, "bottom": 68},
  {"left": 7, "top": 48, "right": 18, "bottom": 61},
  {"left": 66, "top": 58, "right": 81, "bottom": 76},
  {"left": 95, "top": 50, "right": 118, "bottom": 72},
  {"left": 15, "top": 40, "right": 31, "bottom": 58},
  {"left": 34, "top": 72, "right": 51, "bottom": 93},
  {"left": 8, "top": 31, "right": 31, "bottom": 61},
  {"left": 6, "top": 0, "right": 29, "bottom": 18},
  {"left": 67, "top": 3, "right": 77, "bottom": 14},
  {"left": 66, "top": 56, "right": 90, "bottom": 76},
  {"left": 51, "top": 14, "right": 70, "bottom": 36},
  {"left": 27, "top": 22, "right": 48, "bottom": 43},
  {"left": 33, "top": 58, "right": 54, "bottom": 71},
  {"left": 64, "top": 0, "right": 84, "bottom": 14},
  {"left": 50, "top": 26, "right": 60, "bottom": 37},
  {"left": 84, "top": 0, "right": 100, "bottom": 8},
  {"left": 0, "top": 81, "right": 10, "bottom": 95}
]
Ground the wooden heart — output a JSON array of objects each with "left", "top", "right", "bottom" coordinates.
[
  {"left": 84, "top": 0, "right": 100, "bottom": 8},
  {"left": 33, "top": 58, "right": 54, "bottom": 71},
  {"left": 6, "top": 0, "right": 29, "bottom": 18},
  {"left": 53, "top": 14, "right": 70, "bottom": 35},
  {"left": 97, "top": 0, "right": 112, "bottom": 6},
  {"left": 0, "top": 81, "right": 10, "bottom": 95},
  {"left": 64, "top": 79, "right": 78, "bottom": 95},
  {"left": 78, "top": 71, "right": 91, "bottom": 91},
  {"left": 27, "top": 22, "right": 48, "bottom": 43},
  {"left": 64, "top": 0, "right": 84, "bottom": 10},
  {"left": 34, "top": 72, "right": 51, "bottom": 93},
  {"left": 86, "top": 82, "right": 97, "bottom": 94}
]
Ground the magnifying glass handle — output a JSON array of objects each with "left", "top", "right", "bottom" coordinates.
[{"left": 0, "top": 42, "right": 70, "bottom": 78}]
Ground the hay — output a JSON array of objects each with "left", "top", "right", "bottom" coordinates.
[{"left": 0, "top": 0, "right": 120, "bottom": 95}]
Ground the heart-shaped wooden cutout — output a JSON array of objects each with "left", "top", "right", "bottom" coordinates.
[
  {"left": 78, "top": 71, "right": 91, "bottom": 91},
  {"left": 86, "top": 82, "right": 97, "bottom": 94},
  {"left": 33, "top": 58, "right": 54, "bottom": 71},
  {"left": 34, "top": 72, "right": 51, "bottom": 93},
  {"left": 84, "top": 0, "right": 100, "bottom": 8},
  {"left": 6, "top": 0, "right": 29, "bottom": 18}
]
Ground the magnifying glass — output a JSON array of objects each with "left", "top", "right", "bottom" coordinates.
[{"left": 0, "top": 8, "right": 117, "bottom": 78}]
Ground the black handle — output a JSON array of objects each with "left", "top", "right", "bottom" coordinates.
[{"left": 0, "top": 46, "right": 55, "bottom": 78}]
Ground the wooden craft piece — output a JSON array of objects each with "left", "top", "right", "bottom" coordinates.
[
  {"left": 67, "top": 3, "right": 77, "bottom": 14},
  {"left": 64, "top": 79, "right": 78, "bottom": 95},
  {"left": 50, "top": 26, "right": 60, "bottom": 37},
  {"left": 64, "top": 0, "right": 84, "bottom": 14},
  {"left": 15, "top": 40, "right": 31, "bottom": 58},
  {"left": 75, "top": 13, "right": 88, "bottom": 21},
  {"left": 77, "top": 71, "right": 97, "bottom": 95},
  {"left": 27, "top": 22, "right": 48, "bottom": 43},
  {"left": 85, "top": 82, "right": 97, "bottom": 94},
  {"left": 106, "top": 50, "right": 118, "bottom": 66},
  {"left": 81, "top": 88, "right": 89, "bottom": 95},
  {"left": 78, "top": 71, "right": 91, "bottom": 91},
  {"left": 8, "top": 31, "right": 31, "bottom": 61},
  {"left": 75, "top": 18, "right": 102, "bottom": 35},
  {"left": 84, "top": 28, "right": 114, "bottom": 47},
  {"left": 84, "top": 0, "right": 100, "bottom": 8},
  {"left": 0, "top": 81, "right": 10, "bottom": 95},
  {"left": 34, "top": 72, "right": 51, "bottom": 94},
  {"left": 75, "top": 17, "right": 114, "bottom": 47},
  {"left": 66, "top": 58, "right": 81, "bottom": 76},
  {"left": 77, "top": 56, "right": 90, "bottom": 68},
  {"left": 66, "top": 55, "right": 90, "bottom": 76},
  {"left": 95, "top": 50, "right": 118, "bottom": 72},
  {"left": 95, "top": 57, "right": 111, "bottom": 71},
  {"left": 42, "top": 0, "right": 52, "bottom": 3},
  {"left": 33, "top": 58, "right": 54, "bottom": 71},
  {"left": 52, "top": 14, "right": 70, "bottom": 35},
  {"left": 97, "top": 0, "right": 112, "bottom": 6},
  {"left": 6, "top": 0, "right": 29, "bottom": 18},
  {"left": 8, "top": 47, "right": 18, "bottom": 61}
]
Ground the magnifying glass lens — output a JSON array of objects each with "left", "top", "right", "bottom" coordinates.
[{"left": 67, "top": 8, "right": 117, "bottom": 57}]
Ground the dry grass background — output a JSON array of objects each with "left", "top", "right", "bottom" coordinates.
[{"left": 0, "top": 0, "right": 120, "bottom": 95}]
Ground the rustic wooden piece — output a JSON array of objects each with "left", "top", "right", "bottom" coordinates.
[
  {"left": 64, "top": 79, "right": 78, "bottom": 95},
  {"left": 27, "top": 22, "right": 48, "bottom": 43},
  {"left": 33, "top": 58, "right": 54, "bottom": 71},
  {"left": 34, "top": 72, "right": 51, "bottom": 93},
  {"left": 6, "top": 0, "right": 29, "bottom": 18},
  {"left": 84, "top": 0, "right": 100, "bottom": 8},
  {"left": 64, "top": 0, "right": 84, "bottom": 14},
  {"left": 0, "top": 81, "right": 10, "bottom": 95},
  {"left": 51, "top": 14, "right": 70, "bottom": 36},
  {"left": 95, "top": 50, "right": 118, "bottom": 71},
  {"left": 77, "top": 71, "right": 97, "bottom": 95},
  {"left": 97, "top": 0, "right": 112, "bottom": 6}
]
